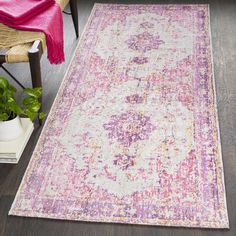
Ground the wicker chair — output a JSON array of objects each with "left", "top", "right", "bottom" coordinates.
[{"left": 0, "top": 0, "right": 78, "bottom": 90}]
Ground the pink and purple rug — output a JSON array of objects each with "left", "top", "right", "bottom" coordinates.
[{"left": 9, "top": 4, "right": 229, "bottom": 228}]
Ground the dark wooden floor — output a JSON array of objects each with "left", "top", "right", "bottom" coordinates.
[{"left": 0, "top": 0, "right": 235, "bottom": 235}]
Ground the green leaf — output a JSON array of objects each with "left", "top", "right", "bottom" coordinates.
[
  {"left": 9, "top": 84, "right": 17, "bottom": 93},
  {"left": 0, "top": 77, "right": 9, "bottom": 89},
  {"left": 7, "top": 97, "right": 15, "bottom": 103},
  {"left": 23, "top": 87, "right": 42, "bottom": 98},
  {"left": 0, "top": 76, "right": 45, "bottom": 122},
  {"left": 4, "top": 89, "right": 16, "bottom": 100},
  {"left": 22, "top": 96, "right": 35, "bottom": 106},
  {"left": 7, "top": 99, "right": 23, "bottom": 116},
  {"left": 24, "top": 109, "right": 35, "bottom": 121},
  {"left": 38, "top": 112, "right": 46, "bottom": 120},
  {"left": 0, "top": 113, "right": 9, "bottom": 121},
  {"left": 27, "top": 101, "right": 40, "bottom": 113}
]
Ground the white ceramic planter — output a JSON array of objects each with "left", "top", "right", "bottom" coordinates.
[{"left": 0, "top": 116, "right": 24, "bottom": 141}]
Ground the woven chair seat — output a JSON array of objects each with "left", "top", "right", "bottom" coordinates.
[{"left": 0, "top": 0, "right": 69, "bottom": 63}]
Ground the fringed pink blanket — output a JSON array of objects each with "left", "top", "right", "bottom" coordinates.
[{"left": 0, "top": 0, "right": 64, "bottom": 64}]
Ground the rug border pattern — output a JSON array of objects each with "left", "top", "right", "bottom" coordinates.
[{"left": 9, "top": 3, "right": 229, "bottom": 229}]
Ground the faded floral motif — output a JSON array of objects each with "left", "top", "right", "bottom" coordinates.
[
  {"left": 126, "top": 31, "right": 164, "bottom": 52},
  {"left": 140, "top": 21, "right": 155, "bottom": 29},
  {"left": 125, "top": 94, "right": 144, "bottom": 104},
  {"left": 113, "top": 154, "right": 135, "bottom": 170},
  {"left": 132, "top": 56, "right": 149, "bottom": 64},
  {"left": 103, "top": 111, "right": 156, "bottom": 146},
  {"left": 9, "top": 4, "right": 229, "bottom": 229}
]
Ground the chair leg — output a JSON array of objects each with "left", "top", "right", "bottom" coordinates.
[
  {"left": 28, "top": 41, "right": 43, "bottom": 125},
  {"left": 69, "top": 0, "right": 79, "bottom": 38}
]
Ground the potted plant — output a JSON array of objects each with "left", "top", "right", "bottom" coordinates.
[{"left": 0, "top": 76, "right": 45, "bottom": 141}]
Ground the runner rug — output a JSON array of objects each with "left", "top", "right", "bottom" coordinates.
[{"left": 9, "top": 4, "right": 229, "bottom": 228}]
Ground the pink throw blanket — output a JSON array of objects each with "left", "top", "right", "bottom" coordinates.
[{"left": 0, "top": 0, "right": 64, "bottom": 64}]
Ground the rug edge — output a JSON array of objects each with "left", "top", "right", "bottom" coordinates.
[
  {"left": 8, "top": 211, "right": 230, "bottom": 229},
  {"left": 8, "top": 2, "right": 100, "bottom": 216},
  {"left": 207, "top": 4, "right": 230, "bottom": 227}
]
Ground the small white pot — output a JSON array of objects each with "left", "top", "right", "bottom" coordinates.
[{"left": 0, "top": 116, "right": 24, "bottom": 141}]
